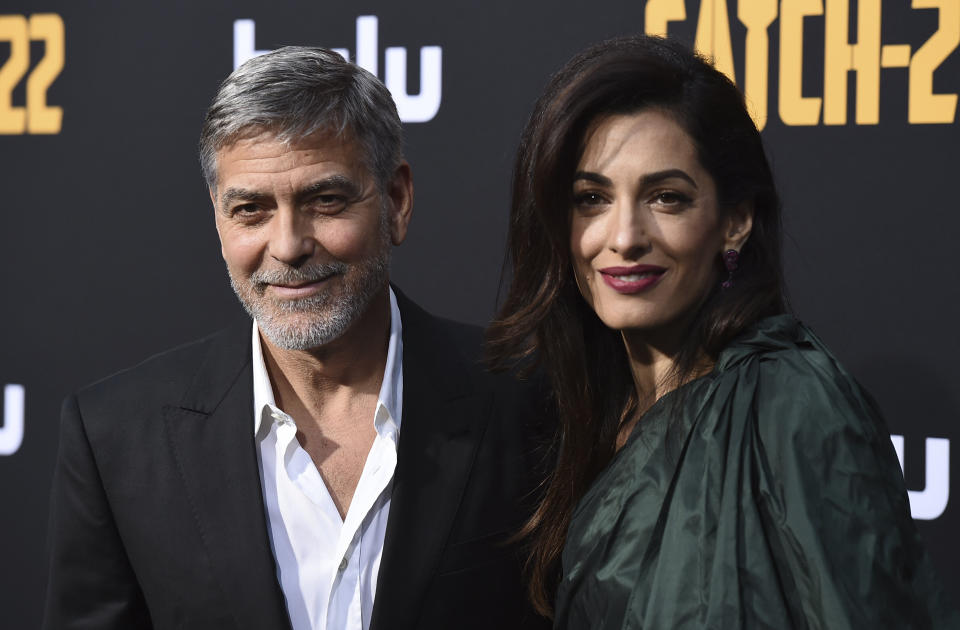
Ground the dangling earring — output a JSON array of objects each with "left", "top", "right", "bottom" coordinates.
[{"left": 721, "top": 249, "right": 739, "bottom": 289}]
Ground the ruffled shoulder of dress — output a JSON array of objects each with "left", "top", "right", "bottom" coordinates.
[
  {"left": 712, "top": 314, "right": 854, "bottom": 385},
  {"left": 713, "top": 314, "right": 814, "bottom": 369},
  {"left": 705, "top": 313, "right": 887, "bottom": 450}
]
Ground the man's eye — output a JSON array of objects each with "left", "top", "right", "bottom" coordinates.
[
  {"left": 231, "top": 204, "right": 262, "bottom": 216},
  {"left": 316, "top": 195, "right": 345, "bottom": 206},
  {"left": 307, "top": 194, "right": 349, "bottom": 214}
]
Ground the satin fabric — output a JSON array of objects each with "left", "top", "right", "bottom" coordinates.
[{"left": 556, "top": 315, "right": 959, "bottom": 630}]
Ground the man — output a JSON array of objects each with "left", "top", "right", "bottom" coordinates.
[{"left": 43, "top": 47, "right": 549, "bottom": 630}]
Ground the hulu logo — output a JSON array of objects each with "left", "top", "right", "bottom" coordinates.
[
  {"left": 233, "top": 16, "right": 442, "bottom": 123},
  {"left": 891, "top": 434, "right": 950, "bottom": 521},
  {"left": 1, "top": 384, "right": 24, "bottom": 456}
]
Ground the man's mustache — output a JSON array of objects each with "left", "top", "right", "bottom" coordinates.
[{"left": 250, "top": 262, "right": 348, "bottom": 292}]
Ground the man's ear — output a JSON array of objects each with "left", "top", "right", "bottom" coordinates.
[
  {"left": 385, "top": 162, "right": 414, "bottom": 246},
  {"left": 723, "top": 202, "right": 754, "bottom": 252},
  {"left": 209, "top": 187, "right": 227, "bottom": 259}
]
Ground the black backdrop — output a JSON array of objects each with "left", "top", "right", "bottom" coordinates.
[{"left": 2, "top": 1, "right": 958, "bottom": 627}]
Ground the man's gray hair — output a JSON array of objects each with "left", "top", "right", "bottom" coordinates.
[{"left": 199, "top": 46, "right": 403, "bottom": 190}]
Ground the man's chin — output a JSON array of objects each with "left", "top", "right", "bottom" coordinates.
[{"left": 258, "top": 321, "right": 344, "bottom": 351}]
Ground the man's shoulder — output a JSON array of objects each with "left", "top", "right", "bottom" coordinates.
[
  {"left": 393, "top": 288, "right": 484, "bottom": 359},
  {"left": 395, "top": 291, "right": 549, "bottom": 406},
  {"left": 417, "top": 311, "right": 483, "bottom": 357},
  {"left": 74, "top": 321, "right": 249, "bottom": 415}
]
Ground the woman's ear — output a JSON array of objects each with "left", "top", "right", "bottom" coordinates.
[{"left": 723, "top": 202, "right": 754, "bottom": 252}]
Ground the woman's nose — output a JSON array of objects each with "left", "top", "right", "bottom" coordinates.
[{"left": 608, "top": 201, "right": 650, "bottom": 257}]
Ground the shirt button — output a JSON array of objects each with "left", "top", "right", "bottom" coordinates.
[{"left": 338, "top": 557, "right": 348, "bottom": 572}]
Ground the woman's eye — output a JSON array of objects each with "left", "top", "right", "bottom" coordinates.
[
  {"left": 573, "top": 192, "right": 607, "bottom": 208},
  {"left": 652, "top": 191, "right": 691, "bottom": 206}
]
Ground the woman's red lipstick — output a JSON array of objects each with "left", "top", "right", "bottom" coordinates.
[{"left": 599, "top": 265, "right": 665, "bottom": 294}]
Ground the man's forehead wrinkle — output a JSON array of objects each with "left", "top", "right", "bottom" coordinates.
[
  {"left": 226, "top": 117, "right": 347, "bottom": 146},
  {"left": 225, "top": 124, "right": 353, "bottom": 153},
  {"left": 219, "top": 156, "right": 336, "bottom": 190},
  {"left": 215, "top": 127, "right": 377, "bottom": 203},
  {"left": 224, "top": 143, "right": 355, "bottom": 170}
]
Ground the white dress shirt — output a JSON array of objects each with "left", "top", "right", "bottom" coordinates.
[{"left": 252, "top": 289, "right": 403, "bottom": 630}]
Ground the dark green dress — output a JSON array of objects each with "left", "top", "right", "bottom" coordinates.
[{"left": 555, "top": 315, "right": 959, "bottom": 629}]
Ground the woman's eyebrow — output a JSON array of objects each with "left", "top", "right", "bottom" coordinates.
[
  {"left": 640, "top": 169, "right": 698, "bottom": 189},
  {"left": 573, "top": 171, "right": 612, "bottom": 186},
  {"left": 573, "top": 169, "right": 698, "bottom": 189}
]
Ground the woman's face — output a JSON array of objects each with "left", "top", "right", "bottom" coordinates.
[{"left": 569, "top": 110, "right": 750, "bottom": 336}]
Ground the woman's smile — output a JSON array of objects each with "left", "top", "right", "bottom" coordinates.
[{"left": 599, "top": 265, "right": 666, "bottom": 293}]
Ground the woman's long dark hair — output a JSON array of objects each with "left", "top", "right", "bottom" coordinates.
[{"left": 486, "top": 35, "right": 786, "bottom": 617}]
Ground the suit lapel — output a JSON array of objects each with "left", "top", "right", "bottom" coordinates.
[
  {"left": 370, "top": 293, "right": 493, "bottom": 630},
  {"left": 161, "top": 322, "right": 291, "bottom": 630}
]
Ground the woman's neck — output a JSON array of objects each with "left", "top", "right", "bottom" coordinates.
[
  {"left": 616, "top": 325, "right": 713, "bottom": 450},
  {"left": 623, "top": 340, "right": 674, "bottom": 401},
  {"left": 621, "top": 322, "right": 688, "bottom": 402}
]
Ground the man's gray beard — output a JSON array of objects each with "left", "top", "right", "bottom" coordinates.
[{"left": 229, "top": 247, "right": 391, "bottom": 351}]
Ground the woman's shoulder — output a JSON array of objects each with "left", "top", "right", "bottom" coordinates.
[
  {"left": 710, "top": 314, "right": 890, "bottom": 455},
  {"left": 715, "top": 314, "right": 874, "bottom": 408},
  {"left": 707, "top": 314, "right": 911, "bottom": 533},
  {"left": 715, "top": 313, "right": 843, "bottom": 377},
  {"left": 703, "top": 318, "right": 958, "bottom": 628}
]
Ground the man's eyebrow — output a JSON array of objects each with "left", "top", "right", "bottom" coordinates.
[
  {"left": 220, "top": 187, "right": 269, "bottom": 206},
  {"left": 219, "top": 175, "right": 363, "bottom": 208},
  {"left": 572, "top": 168, "right": 698, "bottom": 190},
  {"left": 295, "top": 175, "right": 361, "bottom": 203}
]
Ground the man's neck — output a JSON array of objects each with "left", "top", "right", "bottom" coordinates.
[{"left": 260, "top": 286, "right": 391, "bottom": 418}]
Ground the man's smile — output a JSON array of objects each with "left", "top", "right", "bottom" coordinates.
[{"left": 266, "top": 275, "right": 336, "bottom": 299}]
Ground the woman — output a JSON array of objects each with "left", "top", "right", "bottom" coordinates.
[{"left": 487, "top": 36, "right": 958, "bottom": 629}]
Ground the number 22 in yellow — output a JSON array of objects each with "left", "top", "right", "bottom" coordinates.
[{"left": 0, "top": 13, "right": 64, "bottom": 135}]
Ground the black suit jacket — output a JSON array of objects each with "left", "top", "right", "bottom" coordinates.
[{"left": 43, "top": 292, "right": 551, "bottom": 630}]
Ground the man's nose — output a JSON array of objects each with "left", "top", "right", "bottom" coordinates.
[
  {"left": 608, "top": 200, "right": 650, "bottom": 257},
  {"left": 268, "top": 208, "right": 315, "bottom": 266}
]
